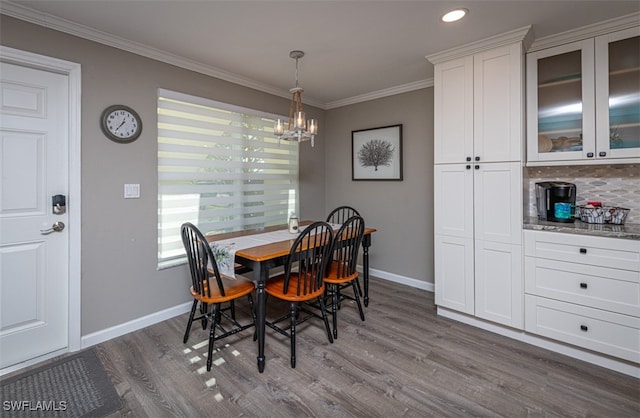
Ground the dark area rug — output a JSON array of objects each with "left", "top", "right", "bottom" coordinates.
[{"left": 1, "top": 348, "right": 122, "bottom": 418}]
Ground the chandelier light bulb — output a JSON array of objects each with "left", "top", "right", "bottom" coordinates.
[
  {"left": 308, "top": 119, "right": 317, "bottom": 135},
  {"left": 295, "top": 111, "right": 306, "bottom": 130},
  {"left": 274, "top": 119, "right": 285, "bottom": 136}
]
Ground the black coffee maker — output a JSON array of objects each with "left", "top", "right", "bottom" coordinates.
[{"left": 535, "top": 181, "right": 577, "bottom": 223}]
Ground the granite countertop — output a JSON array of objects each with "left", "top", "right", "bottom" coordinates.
[{"left": 524, "top": 216, "right": 640, "bottom": 240}]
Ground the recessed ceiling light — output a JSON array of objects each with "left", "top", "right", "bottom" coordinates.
[{"left": 441, "top": 8, "right": 468, "bottom": 23}]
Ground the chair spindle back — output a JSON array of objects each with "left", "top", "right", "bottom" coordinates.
[
  {"left": 282, "top": 222, "right": 334, "bottom": 297},
  {"left": 330, "top": 216, "right": 365, "bottom": 279},
  {"left": 181, "top": 222, "right": 226, "bottom": 298},
  {"left": 326, "top": 206, "right": 360, "bottom": 225}
]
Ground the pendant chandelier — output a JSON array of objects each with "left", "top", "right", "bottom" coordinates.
[{"left": 274, "top": 50, "right": 317, "bottom": 147}]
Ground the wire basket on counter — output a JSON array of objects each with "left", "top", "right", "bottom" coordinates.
[{"left": 576, "top": 205, "right": 630, "bottom": 225}]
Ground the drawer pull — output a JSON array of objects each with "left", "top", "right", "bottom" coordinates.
[
  {"left": 579, "top": 248, "right": 587, "bottom": 254},
  {"left": 579, "top": 282, "right": 588, "bottom": 289},
  {"left": 580, "top": 325, "right": 588, "bottom": 332}
]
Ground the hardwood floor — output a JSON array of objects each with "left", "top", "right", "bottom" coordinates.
[{"left": 63, "top": 278, "right": 640, "bottom": 416}]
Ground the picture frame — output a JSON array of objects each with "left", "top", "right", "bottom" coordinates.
[{"left": 352, "top": 124, "right": 403, "bottom": 181}]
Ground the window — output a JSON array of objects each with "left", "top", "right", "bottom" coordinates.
[{"left": 157, "top": 89, "right": 299, "bottom": 268}]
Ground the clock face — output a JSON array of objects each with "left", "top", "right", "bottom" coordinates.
[{"left": 101, "top": 105, "right": 142, "bottom": 143}]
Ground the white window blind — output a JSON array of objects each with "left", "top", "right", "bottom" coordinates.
[{"left": 158, "top": 89, "right": 299, "bottom": 268}]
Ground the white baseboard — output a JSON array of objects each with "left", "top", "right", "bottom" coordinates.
[
  {"left": 81, "top": 302, "right": 193, "bottom": 348},
  {"left": 361, "top": 266, "right": 434, "bottom": 292},
  {"left": 437, "top": 307, "right": 640, "bottom": 379}
]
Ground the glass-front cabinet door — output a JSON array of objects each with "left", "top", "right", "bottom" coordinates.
[
  {"left": 527, "top": 27, "right": 640, "bottom": 164},
  {"left": 595, "top": 27, "right": 640, "bottom": 159},
  {"left": 526, "top": 40, "right": 595, "bottom": 162}
]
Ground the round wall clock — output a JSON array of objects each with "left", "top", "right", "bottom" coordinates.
[{"left": 100, "top": 104, "right": 142, "bottom": 143}]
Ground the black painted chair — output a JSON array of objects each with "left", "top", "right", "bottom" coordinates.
[
  {"left": 326, "top": 206, "right": 361, "bottom": 225},
  {"left": 264, "top": 221, "right": 334, "bottom": 368},
  {"left": 326, "top": 206, "right": 365, "bottom": 298},
  {"left": 324, "top": 215, "right": 366, "bottom": 339},
  {"left": 181, "top": 222, "right": 256, "bottom": 371}
]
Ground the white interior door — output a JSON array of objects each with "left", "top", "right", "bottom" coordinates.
[{"left": 0, "top": 62, "right": 70, "bottom": 369}]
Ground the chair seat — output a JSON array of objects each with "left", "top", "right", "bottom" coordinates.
[
  {"left": 191, "top": 276, "right": 255, "bottom": 304},
  {"left": 265, "top": 273, "right": 326, "bottom": 302},
  {"left": 324, "top": 261, "right": 359, "bottom": 284}
]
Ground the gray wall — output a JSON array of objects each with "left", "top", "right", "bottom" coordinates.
[
  {"left": 1, "top": 15, "right": 435, "bottom": 337},
  {"left": 325, "top": 89, "right": 434, "bottom": 284},
  {"left": 0, "top": 16, "right": 326, "bottom": 335}
]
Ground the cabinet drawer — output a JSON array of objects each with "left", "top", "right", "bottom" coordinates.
[
  {"left": 525, "top": 295, "right": 640, "bottom": 363},
  {"left": 524, "top": 230, "right": 640, "bottom": 271},
  {"left": 524, "top": 257, "right": 640, "bottom": 317}
]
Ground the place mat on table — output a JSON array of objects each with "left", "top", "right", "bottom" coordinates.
[
  {"left": 210, "top": 229, "right": 300, "bottom": 278},
  {"left": 209, "top": 224, "right": 341, "bottom": 278}
]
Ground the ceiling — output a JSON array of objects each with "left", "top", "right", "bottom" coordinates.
[{"left": 3, "top": 1, "right": 639, "bottom": 108}]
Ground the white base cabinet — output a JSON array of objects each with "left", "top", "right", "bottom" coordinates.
[
  {"left": 524, "top": 230, "right": 640, "bottom": 363},
  {"left": 475, "top": 240, "right": 523, "bottom": 327},
  {"left": 434, "top": 162, "right": 524, "bottom": 328},
  {"left": 434, "top": 235, "right": 474, "bottom": 315},
  {"left": 525, "top": 296, "right": 640, "bottom": 364},
  {"left": 434, "top": 234, "right": 524, "bottom": 328}
]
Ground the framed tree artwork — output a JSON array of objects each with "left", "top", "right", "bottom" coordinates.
[{"left": 352, "top": 124, "right": 403, "bottom": 181}]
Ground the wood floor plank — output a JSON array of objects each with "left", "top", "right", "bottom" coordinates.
[{"left": 73, "top": 276, "right": 639, "bottom": 417}]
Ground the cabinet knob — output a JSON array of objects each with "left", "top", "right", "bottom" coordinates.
[
  {"left": 466, "top": 157, "right": 472, "bottom": 162},
  {"left": 475, "top": 156, "right": 480, "bottom": 161},
  {"left": 474, "top": 165, "right": 480, "bottom": 170},
  {"left": 599, "top": 151, "right": 607, "bottom": 157},
  {"left": 586, "top": 152, "right": 594, "bottom": 158},
  {"left": 579, "top": 248, "right": 587, "bottom": 254},
  {"left": 580, "top": 325, "right": 588, "bottom": 332},
  {"left": 580, "top": 282, "right": 588, "bottom": 289},
  {"left": 466, "top": 165, "right": 471, "bottom": 170}
]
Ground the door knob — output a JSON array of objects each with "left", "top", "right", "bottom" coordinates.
[{"left": 40, "top": 221, "right": 65, "bottom": 234}]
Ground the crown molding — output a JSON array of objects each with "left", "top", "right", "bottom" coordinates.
[
  {"left": 1, "top": 1, "right": 432, "bottom": 110},
  {"left": 528, "top": 12, "right": 639, "bottom": 52},
  {"left": 325, "top": 79, "right": 433, "bottom": 109},
  {"left": 426, "top": 25, "right": 533, "bottom": 65},
  {"left": 0, "top": 2, "right": 328, "bottom": 108}
]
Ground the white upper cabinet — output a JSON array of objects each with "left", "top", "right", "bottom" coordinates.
[
  {"left": 526, "top": 40, "right": 596, "bottom": 162},
  {"left": 527, "top": 23, "right": 640, "bottom": 164},
  {"left": 473, "top": 44, "right": 524, "bottom": 163},
  {"left": 433, "top": 42, "right": 525, "bottom": 164},
  {"left": 434, "top": 56, "right": 474, "bottom": 164},
  {"left": 595, "top": 27, "right": 640, "bottom": 160}
]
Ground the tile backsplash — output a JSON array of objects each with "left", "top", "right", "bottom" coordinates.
[{"left": 525, "top": 164, "right": 640, "bottom": 224}]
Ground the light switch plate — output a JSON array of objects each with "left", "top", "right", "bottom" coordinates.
[{"left": 124, "top": 183, "right": 140, "bottom": 199}]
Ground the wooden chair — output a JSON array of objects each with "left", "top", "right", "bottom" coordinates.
[
  {"left": 326, "top": 206, "right": 365, "bottom": 298},
  {"left": 264, "top": 221, "right": 334, "bottom": 368},
  {"left": 326, "top": 205, "right": 360, "bottom": 225},
  {"left": 180, "top": 222, "right": 256, "bottom": 371},
  {"left": 324, "top": 215, "right": 366, "bottom": 339}
]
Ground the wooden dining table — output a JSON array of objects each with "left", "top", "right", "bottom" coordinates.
[{"left": 206, "top": 220, "right": 376, "bottom": 373}]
